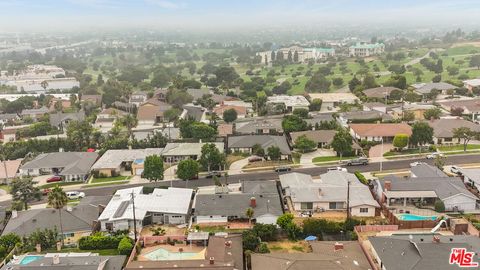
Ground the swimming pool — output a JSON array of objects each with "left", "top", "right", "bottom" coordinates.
[
  {"left": 397, "top": 214, "right": 437, "bottom": 221},
  {"left": 145, "top": 248, "right": 199, "bottom": 261},
  {"left": 20, "top": 255, "right": 43, "bottom": 265}
]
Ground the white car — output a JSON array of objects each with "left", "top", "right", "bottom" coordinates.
[
  {"left": 450, "top": 165, "right": 461, "bottom": 175},
  {"left": 426, "top": 152, "right": 444, "bottom": 159},
  {"left": 66, "top": 191, "right": 85, "bottom": 200},
  {"left": 327, "top": 166, "right": 347, "bottom": 172},
  {"left": 410, "top": 161, "right": 422, "bottom": 167}
]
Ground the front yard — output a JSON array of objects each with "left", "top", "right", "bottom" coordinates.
[
  {"left": 90, "top": 175, "right": 131, "bottom": 184},
  {"left": 243, "top": 160, "right": 292, "bottom": 169},
  {"left": 312, "top": 156, "right": 355, "bottom": 163},
  {"left": 267, "top": 241, "right": 311, "bottom": 253}
]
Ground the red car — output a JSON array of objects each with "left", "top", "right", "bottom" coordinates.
[
  {"left": 43, "top": 188, "right": 51, "bottom": 196},
  {"left": 46, "top": 176, "right": 62, "bottom": 183}
]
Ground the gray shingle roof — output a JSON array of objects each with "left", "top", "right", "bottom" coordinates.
[
  {"left": 427, "top": 119, "right": 480, "bottom": 138},
  {"left": 290, "top": 130, "right": 336, "bottom": 144},
  {"left": 369, "top": 235, "right": 480, "bottom": 270},
  {"left": 235, "top": 118, "right": 283, "bottom": 134},
  {"left": 49, "top": 111, "right": 85, "bottom": 127},
  {"left": 410, "top": 163, "right": 448, "bottom": 178},
  {"left": 227, "top": 135, "right": 291, "bottom": 155},
  {"left": 21, "top": 152, "right": 98, "bottom": 176},
  {"left": 414, "top": 82, "right": 456, "bottom": 94},
  {"left": 363, "top": 86, "right": 402, "bottom": 98}
]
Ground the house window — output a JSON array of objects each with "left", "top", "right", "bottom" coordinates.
[
  {"left": 300, "top": 202, "right": 313, "bottom": 210},
  {"left": 329, "top": 202, "right": 344, "bottom": 210},
  {"left": 360, "top": 208, "right": 369, "bottom": 213},
  {"left": 63, "top": 233, "right": 75, "bottom": 238}
]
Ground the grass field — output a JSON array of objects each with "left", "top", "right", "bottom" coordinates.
[
  {"left": 312, "top": 156, "right": 354, "bottom": 163},
  {"left": 39, "top": 181, "right": 83, "bottom": 189},
  {"left": 91, "top": 175, "right": 131, "bottom": 184},
  {"left": 437, "top": 144, "right": 480, "bottom": 151}
]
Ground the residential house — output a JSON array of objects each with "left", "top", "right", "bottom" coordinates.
[
  {"left": 161, "top": 142, "right": 224, "bottom": 164},
  {"left": 181, "top": 104, "right": 206, "bottom": 122},
  {"left": 363, "top": 102, "right": 390, "bottom": 113},
  {"left": 266, "top": 95, "right": 310, "bottom": 112},
  {"left": 2, "top": 254, "right": 126, "bottom": 270},
  {"left": 252, "top": 241, "right": 371, "bottom": 270},
  {"left": 427, "top": 118, "right": 480, "bottom": 144},
  {"left": 91, "top": 148, "right": 163, "bottom": 177},
  {"left": 48, "top": 97, "right": 72, "bottom": 112},
  {"left": 49, "top": 110, "right": 85, "bottom": 128},
  {"left": 439, "top": 98, "right": 480, "bottom": 122},
  {"left": 368, "top": 234, "right": 480, "bottom": 270},
  {"left": 235, "top": 118, "right": 283, "bottom": 135},
  {"left": 0, "top": 128, "right": 17, "bottom": 143},
  {"left": 463, "top": 78, "right": 480, "bottom": 92},
  {"left": 129, "top": 91, "right": 148, "bottom": 107},
  {"left": 20, "top": 107, "right": 49, "bottom": 120},
  {"left": 412, "top": 82, "right": 456, "bottom": 96},
  {"left": 363, "top": 86, "right": 402, "bottom": 100},
  {"left": 308, "top": 93, "right": 359, "bottom": 111},
  {"left": 289, "top": 130, "right": 336, "bottom": 148},
  {"left": 99, "top": 187, "right": 193, "bottom": 231},
  {"left": 137, "top": 99, "right": 172, "bottom": 126},
  {"left": 222, "top": 100, "right": 253, "bottom": 113},
  {"left": 227, "top": 135, "right": 291, "bottom": 159},
  {"left": 390, "top": 103, "right": 437, "bottom": 120},
  {"left": 305, "top": 112, "right": 335, "bottom": 127},
  {"left": 349, "top": 123, "right": 412, "bottom": 142},
  {"left": 187, "top": 88, "right": 228, "bottom": 104},
  {"left": 0, "top": 113, "right": 19, "bottom": 126},
  {"left": 194, "top": 181, "right": 283, "bottom": 225},
  {"left": 213, "top": 104, "right": 247, "bottom": 119},
  {"left": 339, "top": 111, "right": 393, "bottom": 127},
  {"left": 125, "top": 234, "right": 243, "bottom": 270},
  {"left": 458, "top": 168, "right": 480, "bottom": 191},
  {"left": 80, "top": 94, "right": 102, "bottom": 106},
  {"left": 2, "top": 198, "right": 107, "bottom": 245},
  {"left": 0, "top": 159, "right": 22, "bottom": 184},
  {"left": 377, "top": 164, "right": 478, "bottom": 212},
  {"left": 280, "top": 172, "right": 379, "bottom": 217},
  {"left": 153, "top": 88, "right": 168, "bottom": 102},
  {"left": 349, "top": 42, "right": 385, "bottom": 57},
  {"left": 94, "top": 108, "right": 128, "bottom": 133},
  {"left": 20, "top": 152, "right": 99, "bottom": 181}
]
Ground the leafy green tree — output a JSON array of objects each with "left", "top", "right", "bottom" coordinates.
[
  {"left": 163, "top": 108, "right": 181, "bottom": 122},
  {"left": 47, "top": 186, "right": 68, "bottom": 245},
  {"left": 120, "top": 114, "right": 138, "bottom": 139},
  {"left": 434, "top": 200, "right": 445, "bottom": 212},
  {"left": 469, "top": 55, "right": 480, "bottom": 69},
  {"left": 331, "top": 129, "right": 353, "bottom": 158},
  {"left": 348, "top": 76, "right": 361, "bottom": 91},
  {"left": 191, "top": 123, "right": 216, "bottom": 141},
  {"left": 252, "top": 223, "right": 278, "bottom": 241},
  {"left": 434, "top": 154, "right": 446, "bottom": 170},
  {"left": 276, "top": 213, "right": 294, "bottom": 230},
  {"left": 285, "top": 222, "right": 303, "bottom": 240},
  {"left": 117, "top": 237, "right": 134, "bottom": 255},
  {"left": 295, "top": 135, "right": 317, "bottom": 153},
  {"left": 309, "top": 98, "right": 322, "bottom": 111},
  {"left": 362, "top": 73, "right": 379, "bottom": 88},
  {"left": 257, "top": 242, "right": 270, "bottom": 253},
  {"left": 166, "top": 89, "right": 193, "bottom": 108},
  {"left": 393, "top": 134, "right": 409, "bottom": 150},
  {"left": 9, "top": 178, "right": 41, "bottom": 210},
  {"left": 66, "top": 121, "right": 94, "bottom": 149},
  {"left": 410, "top": 122, "right": 433, "bottom": 147},
  {"left": 252, "top": 144, "right": 265, "bottom": 157},
  {"left": 246, "top": 207, "right": 254, "bottom": 227},
  {"left": 242, "top": 230, "right": 260, "bottom": 251},
  {"left": 143, "top": 155, "right": 164, "bottom": 181},
  {"left": 402, "top": 111, "right": 415, "bottom": 121},
  {"left": 199, "top": 143, "right": 224, "bottom": 171},
  {"left": 223, "top": 108, "right": 238, "bottom": 123},
  {"left": 423, "top": 107, "right": 442, "bottom": 120},
  {"left": 267, "top": 146, "right": 281, "bottom": 161},
  {"left": 305, "top": 74, "right": 331, "bottom": 92},
  {"left": 453, "top": 127, "right": 479, "bottom": 152},
  {"left": 177, "top": 159, "right": 199, "bottom": 180},
  {"left": 292, "top": 108, "right": 309, "bottom": 118},
  {"left": 282, "top": 115, "right": 308, "bottom": 133}
]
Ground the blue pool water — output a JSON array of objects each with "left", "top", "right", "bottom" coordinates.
[
  {"left": 145, "top": 248, "right": 199, "bottom": 261},
  {"left": 20, "top": 255, "right": 43, "bottom": 265},
  {"left": 398, "top": 214, "right": 437, "bottom": 221}
]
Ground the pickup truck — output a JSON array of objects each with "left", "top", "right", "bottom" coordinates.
[{"left": 342, "top": 157, "right": 369, "bottom": 166}]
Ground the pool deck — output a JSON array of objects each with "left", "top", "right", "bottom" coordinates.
[{"left": 138, "top": 244, "right": 206, "bottom": 261}]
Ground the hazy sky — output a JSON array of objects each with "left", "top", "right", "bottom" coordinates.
[{"left": 0, "top": 0, "right": 479, "bottom": 32}]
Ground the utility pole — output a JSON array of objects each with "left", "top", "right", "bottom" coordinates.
[
  {"left": 346, "top": 180, "right": 351, "bottom": 219},
  {"left": 131, "top": 192, "right": 138, "bottom": 243}
]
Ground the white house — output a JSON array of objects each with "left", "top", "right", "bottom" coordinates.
[
  {"left": 98, "top": 187, "right": 193, "bottom": 232},
  {"left": 266, "top": 95, "right": 310, "bottom": 112}
]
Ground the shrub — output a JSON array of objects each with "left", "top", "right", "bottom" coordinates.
[
  {"left": 354, "top": 171, "right": 368, "bottom": 185},
  {"left": 276, "top": 213, "right": 294, "bottom": 230},
  {"left": 434, "top": 200, "right": 445, "bottom": 212},
  {"left": 117, "top": 237, "right": 134, "bottom": 255},
  {"left": 252, "top": 223, "right": 278, "bottom": 242},
  {"left": 78, "top": 233, "right": 123, "bottom": 250},
  {"left": 257, "top": 242, "right": 270, "bottom": 253}
]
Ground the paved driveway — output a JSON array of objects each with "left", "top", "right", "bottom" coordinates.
[
  {"left": 369, "top": 143, "right": 394, "bottom": 160},
  {"left": 164, "top": 165, "right": 178, "bottom": 180},
  {"left": 228, "top": 157, "right": 250, "bottom": 175}
]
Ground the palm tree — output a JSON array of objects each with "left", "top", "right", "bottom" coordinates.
[
  {"left": 48, "top": 186, "right": 68, "bottom": 246},
  {"left": 121, "top": 114, "right": 138, "bottom": 140},
  {"left": 245, "top": 207, "right": 254, "bottom": 228}
]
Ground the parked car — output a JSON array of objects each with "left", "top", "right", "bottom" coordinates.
[
  {"left": 274, "top": 166, "right": 291, "bottom": 172},
  {"left": 206, "top": 171, "right": 223, "bottom": 178},
  {"left": 66, "top": 191, "right": 85, "bottom": 200},
  {"left": 410, "top": 161, "right": 423, "bottom": 167},
  {"left": 248, "top": 156, "right": 263, "bottom": 163},
  {"left": 46, "top": 175, "right": 62, "bottom": 183},
  {"left": 42, "top": 188, "right": 51, "bottom": 196},
  {"left": 426, "top": 152, "right": 444, "bottom": 159},
  {"left": 450, "top": 165, "right": 461, "bottom": 175},
  {"left": 342, "top": 157, "right": 369, "bottom": 166},
  {"left": 327, "top": 167, "right": 347, "bottom": 172}
]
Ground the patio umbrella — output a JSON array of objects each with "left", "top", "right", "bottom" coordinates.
[{"left": 304, "top": 235, "right": 317, "bottom": 241}]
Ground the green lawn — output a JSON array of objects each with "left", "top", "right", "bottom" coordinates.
[
  {"left": 312, "top": 156, "right": 355, "bottom": 163},
  {"left": 437, "top": 144, "right": 480, "bottom": 151},
  {"left": 39, "top": 181, "right": 83, "bottom": 189},
  {"left": 91, "top": 176, "right": 131, "bottom": 184},
  {"left": 84, "top": 180, "right": 130, "bottom": 188},
  {"left": 383, "top": 148, "right": 426, "bottom": 157},
  {"left": 0, "top": 184, "right": 10, "bottom": 193}
]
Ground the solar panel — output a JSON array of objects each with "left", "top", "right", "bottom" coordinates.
[{"left": 113, "top": 200, "right": 130, "bottom": 218}]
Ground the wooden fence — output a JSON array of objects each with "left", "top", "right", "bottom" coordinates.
[{"left": 383, "top": 207, "right": 438, "bottom": 229}]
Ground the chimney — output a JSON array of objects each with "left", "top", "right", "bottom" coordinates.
[
  {"left": 384, "top": 181, "right": 391, "bottom": 191},
  {"left": 250, "top": 197, "right": 256, "bottom": 208},
  {"left": 209, "top": 257, "right": 215, "bottom": 265},
  {"left": 433, "top": 235, "right": 440, "bottom": 243},
  {"left": 52, "top": 254, "right": 60, "bottom": 265},
  {"left": 334, "top": 242, "right": 344, "bottom": 251}
]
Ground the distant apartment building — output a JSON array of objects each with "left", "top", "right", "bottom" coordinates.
[
  {"left": 349, "top": 42, "right": 385, "bottom": 57},
  {"left": 257, "top": 46, "right": 335, "bottom": 64}
]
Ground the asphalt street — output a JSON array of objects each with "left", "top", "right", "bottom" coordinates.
[{"left": 2, "top": 153, "right": 479, "bottom": 207}]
